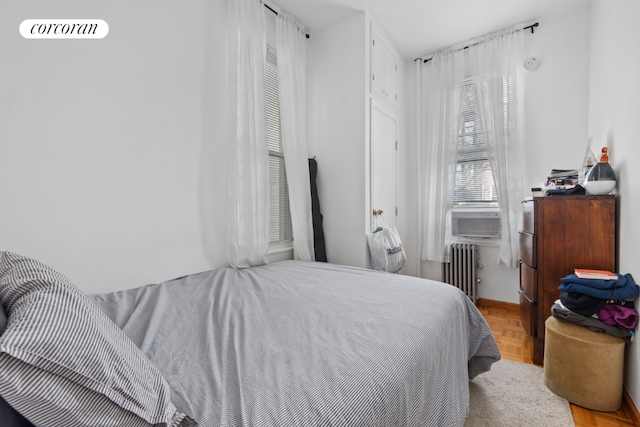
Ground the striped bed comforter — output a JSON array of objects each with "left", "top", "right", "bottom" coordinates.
[{"left": 90, "top": 260, "right": 500, "bottom": 427}]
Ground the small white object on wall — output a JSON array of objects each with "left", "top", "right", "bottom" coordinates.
[{"left": 523, "top": 56, "right": 540, "bottom": 71}]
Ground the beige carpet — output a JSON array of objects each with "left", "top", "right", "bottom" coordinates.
[{"left": 465, "top": 359, "right": 575, "bottom": 427}]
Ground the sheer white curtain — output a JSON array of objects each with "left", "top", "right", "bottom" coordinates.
[
  {"left": 227, "top": 0, "right": 269, "bottom": 268},
  {"left": 471, "top": 26, "right": 525, "bottom": 268},
  {"left": 276, "top": 13, "right": 315, "bottom": 261},
  {"left": 419, "top": 25, "right": 525, "bottom": 267},
  {"left": 419, "top": 48, "right": 465, "bottom": 263}
]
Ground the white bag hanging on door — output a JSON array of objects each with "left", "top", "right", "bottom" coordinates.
[{"left": 367, "top": 213, "right": 406, "bottom": 273}]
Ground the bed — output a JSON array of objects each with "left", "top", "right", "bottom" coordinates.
[{"left": 0, "top": 252, "right": 500, "bottom": 427}]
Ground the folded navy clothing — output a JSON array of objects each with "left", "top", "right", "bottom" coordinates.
[
  {"left": 559, "top": 273, "right": 639, "bottom": 301},
  {"left": 560, "top": 291, "right": 607, "bottom": 317},
  {"left": 560, "top": 273, "right": 629, "bottom": 290}
]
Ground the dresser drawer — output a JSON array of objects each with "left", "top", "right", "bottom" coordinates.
[
  {"left": 519, "top": 231, "right": 537, "bottom": 268},
  {"left": 520, "top": 263, "right": 537, "bottom": 302},
  {"left": 519, "top": 290, "right": 536, "bottom": 337},
  {"left": 522, "top": 199, "right": 536, "bottom": 233}
]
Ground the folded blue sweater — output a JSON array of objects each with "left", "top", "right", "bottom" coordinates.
[{"left": 559, "top": 273, "right": 639, "bottom": 300}]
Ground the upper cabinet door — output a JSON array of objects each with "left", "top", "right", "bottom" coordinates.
[
  {"left": 371, "top": 29, "right": 398, "bottom": 108},
  {"left": 384, "top": 43, "right": 397, "bottom": 105}
]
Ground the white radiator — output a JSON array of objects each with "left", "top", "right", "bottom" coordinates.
[{"left": 442, "top": 243, "right": 479, "bottom": 303}]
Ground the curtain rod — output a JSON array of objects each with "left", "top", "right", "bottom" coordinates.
[
  {"left": 265, "top": 3, "right": 310, "bottom": 39},
  {"left": 420, "top": 22, "right": 538, "bottom": 63}
]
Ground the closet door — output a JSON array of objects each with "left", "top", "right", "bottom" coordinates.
[{"left": 370, "top": 101, "right": 397, "bottom": 228}]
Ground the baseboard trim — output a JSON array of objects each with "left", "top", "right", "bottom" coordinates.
[
  {"left": 476, "top": 298, "right": 519, "bottom": 314},
  {"left": 624, "top": 389, "right": 640, "bottom": 424}
]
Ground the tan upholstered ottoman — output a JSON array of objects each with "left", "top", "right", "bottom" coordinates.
[{"left": 543, "top": 316, "right": 625, "bottom": 411}]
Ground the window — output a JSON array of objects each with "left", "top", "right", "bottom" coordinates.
[
  {"left": 453, "top": 81, "right": 498, "bottom": 206},
  {"left": 265, "top": 46, "right": 293, "bottom": 244}
]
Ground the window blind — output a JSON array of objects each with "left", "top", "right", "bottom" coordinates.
[
  {"left": 453, "top": 82, "right": 497, "bottom": 204},
  {"left": 265, "top": 47, "right": 293, "bottom": 243}
]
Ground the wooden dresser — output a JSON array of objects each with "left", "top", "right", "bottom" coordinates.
[{"left": 519, "top": 195, "right": 617, "bottom": 365}]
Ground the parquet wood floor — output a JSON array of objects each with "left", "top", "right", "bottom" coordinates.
[{"left": 477, "top": 299, "right": 640, "bottom": 427}]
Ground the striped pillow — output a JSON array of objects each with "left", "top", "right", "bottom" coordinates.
[
  {"left": 0, "top": 252, "right": 198, "bottom": 427},
  {"left": 0, "top": 296, "right": 33, "bottom": 427}
]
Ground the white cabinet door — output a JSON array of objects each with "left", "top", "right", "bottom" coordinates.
[
  {"left": 384, "top": 45, "right": 397, "bottom": 105},
  {"left": 371, "top": 32, "right": 386, "bottom": 100},
  {"left": 370, "top": 102, "right": 397, "bottom": 229},
  {"left": 371, "top": 31, "right": 397, "bottom": 107}
]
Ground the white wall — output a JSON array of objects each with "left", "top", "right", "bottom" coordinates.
[
  {"left": 406, "top": 4, "right": 592, "bottom": 303},
  {"left": 521, "top": 5, "right": 592, "bottom": 191},
  {"left": 307, "top": 12, "right": 370, "bottom": 268},
  {"left": 307, "top": 14, "right": 411, "bottom": 275},
  {"left": 0, "top": 1, "right": 407, "bottom": 295},
  {"left": 0, "top": 1, "right": 592, "bottom": 303},
  {"left": 587, "top": 0, "right": 640, "bottom": 411},
  {"left": 0, "top": 0, "right": 230, "bottom": 294}
]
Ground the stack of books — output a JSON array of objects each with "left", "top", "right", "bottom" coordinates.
[
  {"left": 542, "top": 169, "right": 579, "bottom": 195},
  {"left": 546, "top": 169, "right": 579, "bottom": 188}
]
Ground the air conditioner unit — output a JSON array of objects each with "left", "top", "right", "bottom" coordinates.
[{"left": 450, "top": 207, "right": 501, "bottom": 239}]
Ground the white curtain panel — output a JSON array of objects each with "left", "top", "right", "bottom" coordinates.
[
  {"left": 419, "top": 25, "right": 525, "bottom": 267},
  {"left": 470, "top": 26, "right": 525, "bottom": 268},
  {"left": 227, "top": 0, "right": 270, "bottom": 268},
  {"left": 419, "top": 48, "right": 465, "bottom": 263},
  {"left": 276, "top": 13, "right": 315, "bottom": 262}
]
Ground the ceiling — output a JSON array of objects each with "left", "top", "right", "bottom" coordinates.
[{"left": 271, "top": 0, "right": 591, "bottom": 59}]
